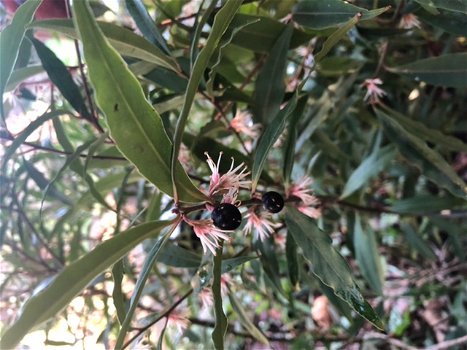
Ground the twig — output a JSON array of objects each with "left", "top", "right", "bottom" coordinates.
[{"left": 426, "top": 335, "right": 467, "bottom": 350}]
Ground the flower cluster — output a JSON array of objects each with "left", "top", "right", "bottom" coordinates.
[
  {"left": 286, "top": 176, "right": 322, "bottom": 219},
  {"left": 361, "top": 78, "right": 387, "bottom": 105}
]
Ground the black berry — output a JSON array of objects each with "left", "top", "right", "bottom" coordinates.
[
  {"left": 211, "top": 203, "right": 242, "bottom": 230},
  {"left": 262, "top": 191, "right": 284, "bottom": 213}
]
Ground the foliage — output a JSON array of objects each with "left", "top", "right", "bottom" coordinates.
[{"left": 1, "top": 0, "right": 466, "bottom": 349}]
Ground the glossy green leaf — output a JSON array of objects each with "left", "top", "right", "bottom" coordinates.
[
  {"left": 292, "top": 0, "right": 390, "bottom": 29},
  {"left": 72, "top": 0, "right": 206, "bottom": 203},
  {"left": 400, "top": 223, "right": 436, "bottom": 260},
  {"left": 415, "top": 0, "right": 467, "bottom": 13},
  {"left": 0, "top": 0, "right": 41, "bottom": 118},
  {"left": 252, "top": 91, "right": 299, "bottom": 192},
  {"left": 285, "top": 208, "right": 384, "bottom": 330},
  {"left": 354, "top": 215, "right": 384, "bottom": 295},
  {"left": 125, "top": 0, "right": 170, "bottom": 54},
  {"left": 254, "top": 24, "right": 293, "bottom": 125},
  {"left": 29, "top": 37, "right": 91, "bottom": 119},
  {"left": 341, "top": 145, "right": 396, "bottom": 199},
  {"left": 228, "top": 291, "right": 269, "bottom": 345},
  {"left": 171, "top": 0, "right": 243, "bottom": 201},
  {"left": 0, "top": 220, "right": 173, "bottom": 349},
  {"left": 229, "top": 14, "right": 311, "bottom": 52},
  {"left": 416, "top": 7, "right": 467, "bottom": 36},
  {"left": 30, "top": 19, "right": 179, "bottom": 72},
  {"left": 389, "top": 53, "right": 467, "bottom": 88},
  {"left": 212, "top": 243, "right": 228, "bottom": 350},
  {"left": 115, "top": 221, "right": 179, "bottom": 350},
  {"left": 376, "top": 109, "right": 467, "bottom": 199},
  {"left": 4, "top": 65, "right": 44, "bottom": 92},
  {"left": 379, "top": 105, "right": 467, "bottom": 152},
  {"left": 315, "top": 13, "right": 361, "bottom": 63}
]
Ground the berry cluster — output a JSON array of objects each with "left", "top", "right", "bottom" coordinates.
[{"left": 211, "top": 191, "right": 285, "bottom": 230}]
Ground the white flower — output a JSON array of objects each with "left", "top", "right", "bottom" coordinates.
[
  {"left": 230, "top": 111, "right": 261, "bottom": 139},
  {"left": 361, "top": 78, "right": 387, "bottom": 105},
  {"left": 243, "top": 208, "right": 279, "bottom": 241},
  {"left": 399, "top": 14, "right": 421, "bottom": 29},
  {"left": 183, "top": 217, "right": 231, "bottom": 256}
]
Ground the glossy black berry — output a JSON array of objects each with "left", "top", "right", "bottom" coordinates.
[
  {"left": 211, "top": 203, "right": 242, "bottom": 230},
  {"left": 262, "top": 191, "right": 284, "bottom": 213}
]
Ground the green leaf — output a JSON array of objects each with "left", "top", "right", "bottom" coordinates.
[
  {"left": 72, "top": 0, "right": 206, "bottom": 203},
  {"left": 252, "top": 91, "right": 299, "bottom": 192},
  {"left": 416, "top": 7, "right": 467, "bottom": 36},
  {"left": 389, "top": 53, "right": 467, "bottom": 88},
  {"left": 286, "top": 231, "right": 299, "bottom": 287},
  {"left": 400, "top": 223, "right": 436, "bottom": 260},
  {"left": 115, "top": 221, "right": 178, "bottom": 350},
  {"left": 30, "top": 19, "right": 179, "bottom": 72},
  {"left": 229, "top": 14, "right": 311, "bottom": 52},
  {"left": 221, "top": 256, "right": 257, "bottom": 274},
  {"left": 171, "top": 0, "right": 243, "bottom": 201},
  {"left": 29, "top": 37, "right": 92, "bottom": 119},
  {"left": 253, "top": 24, "right": 293, "bottom": 125},
  {"left": 379, "top": 105, "right": 467, "bottom": 153},
  {"left": 292, "top": 0, "right": 390, "bottom": 29},
  {"left": 341, "top": 145, "right": 396, "bottom": 199},
  {"left": 285, "top": 208, "right": 384, "bottom": 330},
  {"left": 353, "top": 215, "right": 384, "bottom": 295},
  {"left": 212, "top": 243, "right": 228, "bottom": 350},
  {"left": 125, "top": 0, "right": 170, "bottom": 54},
  {"left": 389, "top": 195, "right": 465, "bottom": 214},
  {"left": 376, "top": 109, "right": 467, "bottom": 199},
  {"left": 157, "top": 243, "right": 202, "bottom": 268},
  {"left": 314, "top": 13, "right": 361, "bottom": 63},
  {"left": 415, "top": 0, "right": 467, "bottom": 13},
  {"left": 228, "top": 291, "right": 269, "bottom": 345},
  {"left": 317, "top": 56, "right": 362, "bottom": 76},
  {"left": 0, "top": 220, "right": 173, "bottom": 349},
  {"left": 4, "top": 65, "right": 44, "bottom": 92},
  {"left": 0, "top": 0, "right": 41, "bottom": 118}
]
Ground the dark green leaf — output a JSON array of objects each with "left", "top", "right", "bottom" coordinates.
[
  {"left": 292, "top": 0, "right": 390, "bottom": 29},
  {"left": 29, "top": 37, "right": 91, "bottom": 119},
  {"left": 212, "top": 243, "right": 228, "bottom": 350},
  {"left": 72, "top": 0, "right": 206, "bottom": 203},
  {"left": 254, "top": 24, "right": 293, "bottom": 125},
  {"left": 389, "top": 53, "right": 467, "bottom": 88},
  {"left": 415, "top": 0, "right": 467, "bottom": 13},
  {"left": 157, "top": 243, "right": 202, "bottom": 268},
  {"left": 416, "top": 7, "right": 467, "bottom": 36},
  {"left": 0, "top": 0, "right": 41, "bottom": 118},
  {"left": 285, "top": 208, "right": 384, "bottom": 329},
  {"left": 0, "top": 220, "right": 173, "bottom": 349},
  {"left": 400, "top": 223, "right": 436, "bottom": 260},
  {"left": 353, "top": 215, "right": 384, "bottom": 295},
  {"left": 125, "top": 0, "right": 170, "bottom": 54},
  {"left": 389, "top": 195, "right": 465, "bottom": 214},
  {"left": 286, "top": 231, "right": 299, "bottom": 287},
  {"left": 221, "top": 256, "right": 257, "bottom": 274}
]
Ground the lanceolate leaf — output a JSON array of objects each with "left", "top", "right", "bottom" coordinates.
[
  {"left": 376, "top": 109, "right": 467, "bottom": 199},
  {"left": 285, "top": 208, "right": 384, "bottom": 330},
  {"left": 388, "top": 53, "right": 467, "bottom": 88},
  {"left": 30, "top": 19, "right": 179, "bottom": 72},
  {"left": 0, "top": 220, "right": 174, "bottom": 350},
  {"left": 415, "top": 0, "right": 467, "bottom": 13},
  {"left": 353, "top": 215, "right": 384, "bottom": 295},
  {"left": 292, "top": 0, "right": 390, "bottom": 30},
  {"left": 171, "top": 0, "right": 243, "bottom": 201},
  {"left": 416, "top": 7, "right": 467, "bottom": 36},
  {"left": 29, "top": 37, "right": 92, "bottom": 120},
  {"left": 0, "top": 0, "right": 41, "bottom": 118},
  {"left": 4, "top": 65, "right": 44, "bottom": 92},
  {"left": 254, "top": 24, "right": 293, "bottom": 125},
  {"left": 72, "top": 0, "right": 206, "bottom": 203},
  {"left": 212, "top": 244, "right": 228, "bottom": 350},
  {"left": 252, "top": 91, "right": 299, "bottom": 192}
]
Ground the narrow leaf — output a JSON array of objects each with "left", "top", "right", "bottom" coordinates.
[
  {"left": 354, "top": 215, "right": 384, "bottom": 295},
  {"left": 115, "top": 221, "right": 179, "bottom": 349},
  {"left": 30, "top": 19, "right": 179, "bottom": 71},
  {"left": 285, "top": 208, "right": 384, "bottom": 329},
  {"left": 228, "top": 291, "right": 269, "bottom": 345},
  {"left": 0, "top": 0, "right": 41, "bottom": 118},
  {"left": 252, "top": 91, "right": 299, "bottom": 192},
  {"left": 212, "top": 243, "right": 228, "bottom": 349},
  {"left": 415, "top": 0, "right": 467, "bottom": 13},
  {"left": 125, "top": 0, "right": 170, "bottom": 54},
  {"left": 253, "top": 24, "right": 293, "bottom": 125},
  {"left": 416, "top": 7, "right": 467, "bottom": 36},
  {"left": 171, "top": 0, "right": 243, "bottom": 201},
  {"left": 400, "top": 223, "right": 436, "bottom": 260},
  {"left": 5, "top": 65, "right": 44, "bottom": 92},
  {"left": 292, "top": 0, "right": 390, "bottom": 29},
  {"left": 29, "top": 36, "right": 91, "bottom": 119},
  {"left": 286, "top": 231, "right": 299, "bottom": 287},
  {"left": 0, "top": 220, "right": 173, "bottom": 349},
  {"left": 388, "top": 53, "right": 467, "bottom": 88},
  {"left": 72, "top": 0, "right": 206, "bottom": 203}
]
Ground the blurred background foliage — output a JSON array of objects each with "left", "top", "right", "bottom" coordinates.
[{"left": 0, "top": 0, "right": 466, "bottom": 349}]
